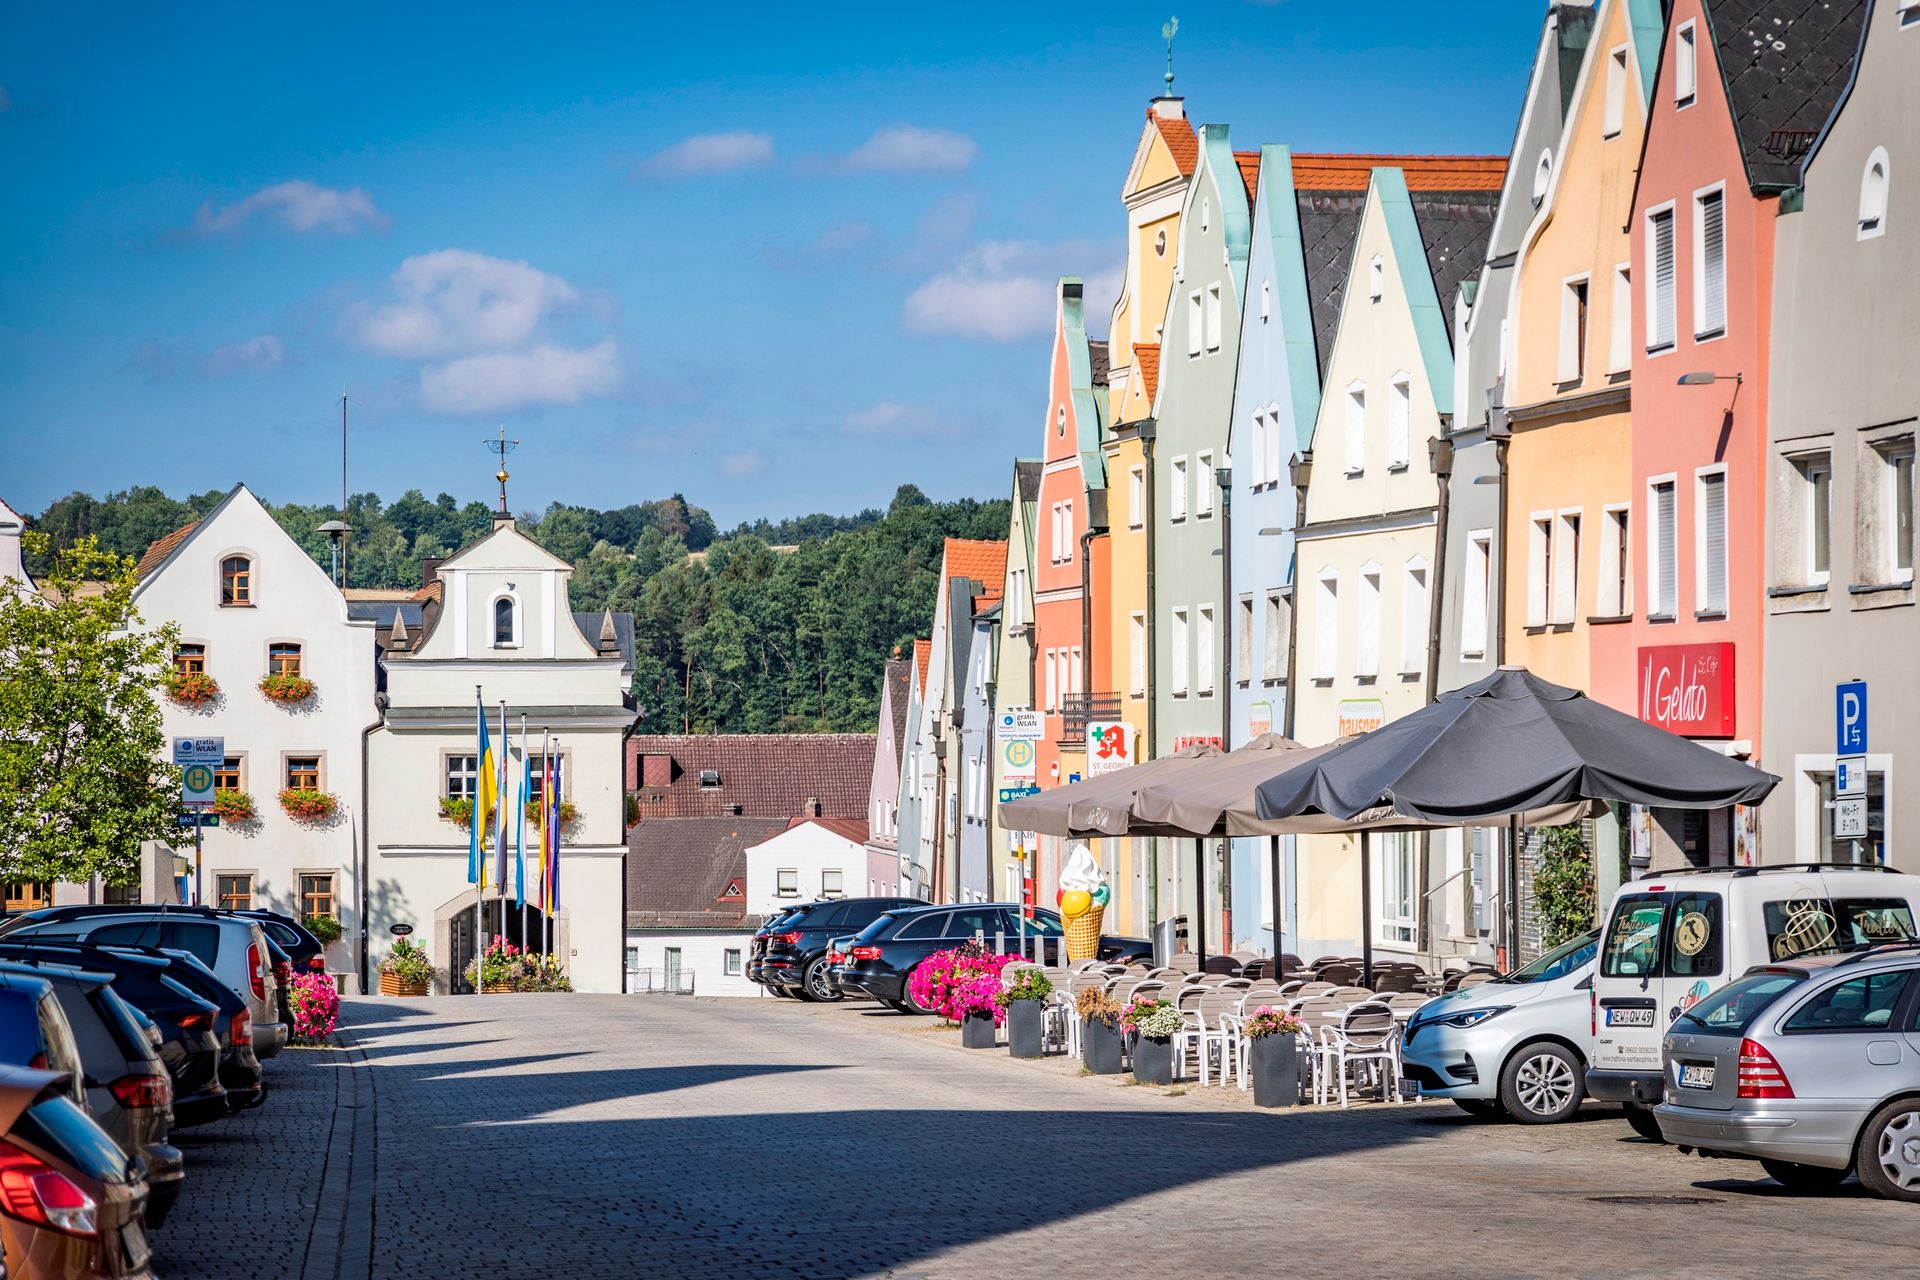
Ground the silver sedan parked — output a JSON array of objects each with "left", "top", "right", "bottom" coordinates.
[{"left": 1656, "top": 944, "right": 1920, "bottom": 1198}]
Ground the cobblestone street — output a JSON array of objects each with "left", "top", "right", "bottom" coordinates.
[{"left": 162, "top": 994, "right": 1916, "bottom": 1279}]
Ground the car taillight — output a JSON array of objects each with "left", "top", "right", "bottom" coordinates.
[
  {"left": 273, "top": 960, "right": 292, "bottom": 985},
  {"left": 108, "top": 1073, "right": 172, "bottom": 1110},
  {"left": 179, "top": 1011, "right": 211, "bottom": 1031},
  {"left": 826, "top": 950, "right": 845, "bottom": 964},
  {"left": 231, "top": 1010, "right": 251, "bottom": 1047},
  {"left": 307, "top": 956, "right": 327, "bottom": 971},
  {"left": 776, "top": 932, "right": 802, "bottom": 946},
  {"left": 0, "top": 1140, "right": 98, "bottom": 1237},
  {"left": 248, "top": 942, "right": 266, "bottom": 1001},
  {"left": 1737, "top": 1039, "right": 1794, "bottom": 1098},
  {"left": 26, "top": 1054, "right": 47, "bottom": 1071},
  {"left": 850, "top": 946, "right": 882, "bottom": 961}
]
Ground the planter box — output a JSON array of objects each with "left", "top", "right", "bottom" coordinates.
[
  {"left": 1006, "top": 1000, "right": 1045, "bottom": 1058},
  {"left": 1132, "top": 1033, "right": 1174, "bottom": 1085},
  {"left": 960, "top": 1011, "right": 998, "bottom": 1049},
  {"left": 1084, "top": 1018, "right": 1124, "bottom": 1074},
  {"left": 1250, "top": 1033, "right": 1300, "bottom": 1108},
  {"left": 379, "top": 973, "right": 429, "bottom": 997}
]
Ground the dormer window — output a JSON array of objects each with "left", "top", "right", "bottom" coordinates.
[
  {"left": 1860, "top": 147, "right": 1890, "bottom": 240},
  {"left": 220, "top": 556, "right": 252, "bottom": 606},
  {"left": 492, "top": 595, "right": 519, "bottom": 648},
  {"left": 1532, "top": 150, "right": 1552, "bottom": 205}
]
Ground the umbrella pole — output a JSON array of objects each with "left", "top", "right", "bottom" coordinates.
[
  {"left": 1193, "top": 838, "right": 1208, "bottom": 967},
  {"left": 1360, "top": 830, "right": 1373, "bottom": 991},
  {"left": 1269, "top": 835, "right": 1283, "bottom": 961},
  {"left": 1507, "top": 813, "right": 1521, "bottom": 973}
]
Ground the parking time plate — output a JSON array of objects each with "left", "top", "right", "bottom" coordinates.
[
  {"left": 1679, "top": 1063, "right": 1715, "bottom": 1090},
  {"left": 1606, "top": 1007, "right": 1655, "bottom": 1027}
]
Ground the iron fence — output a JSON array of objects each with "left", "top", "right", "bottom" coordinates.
[{"left": 628, "top": 967, "right": 696, "bottom": 995}]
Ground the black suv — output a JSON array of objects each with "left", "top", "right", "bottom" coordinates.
[
  {"left": 758, "top": 897, "right": 926, "bottom": 1001},
  {"left": 831, "top": 904, "right": 1151, "bottom": 1012},
  {"left": 747, "top": 905, "right": 814, "bottom": 993}
]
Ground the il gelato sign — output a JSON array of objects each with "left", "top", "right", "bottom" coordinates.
[{"left": 1638, "top": 643, "right": 1736, "bottom": 737}]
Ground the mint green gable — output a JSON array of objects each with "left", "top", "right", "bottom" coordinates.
[
  {"left": 1259, "top": 144, "right": 1323, "bottom": 453},
  {"left": 1627, "top": 0, "right": 1663, "bottom": 102},
  {"left": 1059, "top": 278, "right": 1107, "bottom": 492},
  {"left": 1376, "top": 167, "right": 1456, "bottom": 414}
]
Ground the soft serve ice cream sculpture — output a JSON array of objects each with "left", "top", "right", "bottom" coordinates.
[{"left": 1057, "top": 844, "right": 1112, "bottom": 963}]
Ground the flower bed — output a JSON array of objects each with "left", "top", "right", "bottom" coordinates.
[
  {"left": 164, "top": 670, "right": 220, "bottom": 706},
  {"left": 211, "top": 789, "right": 256, "bottom": 823},
  {"left": 259, "top": 673, "right": 316, "bottom": 705},
  {"left": 462, "top": 938, "right": 573, "bottom": 993},
  {"left": 379, "top": 939, "right": 433, "bottom": 995},
  {"left": 279, "top": 788, "right": 338, "bottom": 822},
  {"left": 289, "top": 972, "right": 340, "bottom": 1044},
  {"left": 906, "top": 942, "right": 1014, "bottom": 1025}
]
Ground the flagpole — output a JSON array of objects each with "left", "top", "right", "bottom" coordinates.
[
  {"left": 541, "top": 727, "right": 552, "bottom": 960},
  {"left": 474, "top": 685, "right": 484, "bottom": 997},
  {"left": 519, "top": 714, "right": 529, "bottom": 952}
]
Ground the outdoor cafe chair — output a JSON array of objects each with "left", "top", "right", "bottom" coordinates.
[
  {"left": 1307, "top": 955, "right": 1345, "bottom": 970},
  {"left": 1324, "top": 1000, "right": 1402, "bottom": 1108},
  {"left": 1382, "top": 992, "right": 1431, "bottom": 1023},
  {"left": 1274, "top": 979, "right": 1305, "bottom": 998},
  {"left": 1238, "top": 959, "right": 1270, "bottom": 982},
  {"left": 1293, "top": 981, "right": 1338, "bottom": 1002},
  {"left": 1322, "top": 985, "right": 1375, "bottom": 1006},
  {"left": 1370, "top": 969, "right": 1418, "bottom": 994},
  {"left": 1281, "top": 953, "right": 1304, "bottom": 969},
  {"left": 1316, "top": 963, "right": 1359, "bottom": 986},
  {"left": 1167, "top": 952, "right": 1200, "bottom": 973},
  {"left": 1197, "top": 988, "right": 1246, "bottom": 1086},
  {"left": 1454, "top": 971, "right": 1496, "bottom": 990},
  {"left": 1204, "top": 955, "right": 1241, "bottom": 976},
  {"left": 1292, "top": 997, "right": 1348, "bottom": 1103}
]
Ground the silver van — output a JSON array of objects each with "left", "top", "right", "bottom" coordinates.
[{"left": 1, "top": 911, "right": 286, "bottom": 1059}]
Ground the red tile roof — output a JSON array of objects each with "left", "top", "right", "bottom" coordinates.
[
  {"left": 135, "top": 521, "right": 199, "bottom": 580},
  {"left": 1152, "top": 113, "right": 1199, "bottom": 177},
  {"left": 944, "top": 538, "right": 1007, "bottom": 611},
  {"left": 1291, "top": 154, "right": 1508, "bottom": 192},
  {"left": 912, "top": 639, "right": 932, "bottom": 695},
  {"left": 1132, "top": 343, "right": 1161, "bottom": 404},
  {"left": 628, "top": 734, "right": 874, "bottom": 822},
  {"left": 1234, "top": 150, "right": 1260, "bottom": 208},
  {"left": 786, "top": 815, "right": 870, "bottom": 845}
]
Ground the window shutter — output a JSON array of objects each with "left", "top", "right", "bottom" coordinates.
[
  {"left": 1188, "top": 292, "right": 1203, "bottom": 357},
  {"left": 1129, "top": 614, "right": 1146, "bottom": 695},
  {"left": 1460, "top": 536, "right": 1489, "bottom": 657},
  {"left": 1609, "top": 265, "right": 1632, "bottom": 373},
  {"left": 1357, "top": 571, "right": 1380, "bottom": 678},
  {"left": 1314, "top": 575, "right": 1338, "bottom": 680},
  {"left": 1552, "top": 514, "right": 1580, "bottom": 624},
  {"left": 1655, "top": 482, "right": 1678, "bottom": 616},
  {"left": 1401, "top": 562, "right": 1427, "bottom": 674},
  {"left": 1650, "top": 210, "right": 1676, "bottom": 348},
  {"left": 1265, "top": 401, "right": 1283, "bottom": 485},
  {"left": 1527, "top": 518, "right": 1550, "bottom": 627},
  {"left": 1699, "top": 191, "right": 1726, "bottom": 335},
  {"left": 1388, "top": 378, "right": 1411, "bottom": 467},
  {"left": 1346, "top": 386, "right": 1367, "bottom": 473},
  {"left": 1700, "top": 472, "right": 1727, "bottom": 612},
  {"left": 1196, "top": 607, "right": 1215, "bottom": 693},
  {"left": 1171, "top": 608, "right": 1189, "bottom": 695},
  {"left": 1171, "top": 459, "right": 1188, "bottom": 520},
  {"left": 1205, "top": 284, "right": 1222, "bottom": 351}
]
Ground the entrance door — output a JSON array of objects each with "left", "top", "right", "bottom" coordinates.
[
  {"left": 663, "top": 947, "right": 682, "bottom": 992},
  {"left": 449, "top": 909, "right": 477, "bottom": 994}
]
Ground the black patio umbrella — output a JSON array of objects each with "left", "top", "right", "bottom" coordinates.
[{"left": 1254, "top": 666, "right": 1779, "bottom": 975}]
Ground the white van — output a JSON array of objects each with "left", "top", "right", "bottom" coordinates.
[{"left": 1586, "top": 863, "right": 1920, "bottom": 1138}]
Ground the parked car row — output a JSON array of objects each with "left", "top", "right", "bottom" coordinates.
[{"left": 0, "top": 902, "right": 331, "bottom": 1277}]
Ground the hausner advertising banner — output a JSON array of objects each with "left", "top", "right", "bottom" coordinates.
[{"left": 1638, "top": 643, "right": 1735, "bottom": 737}]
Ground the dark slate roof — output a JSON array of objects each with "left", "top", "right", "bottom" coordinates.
[
  {"left": 1555, "top": 4, "right": 1599, "bottom": 119},
  {"left": 884, "top": 657, "right": 912, "bottom": 753},
  {"left": 625, "top": 815, "right": 788, "bottom": 930},
  {"left": 573, "top": 610, "right": 636, "bottom": 666},
  {"left": 343, "top": 599, "right": 634, "bottom": 665},
  {"left": 1014, "top": 458, "right": 1043, "bottom": 504},
  {"left": 1409, "top": 191, "right": 1501, "bottom": 315},
  {"left": 1704, "top": 0, "right": 1869, "bottom": 190},
  {"left": 1087, "top": 339, "right": 1111, "bottom": 389},
  {"left": 628, "top": 734, "right": 874, "bottom": 820},
  {"left": 1297, "top": 192, "right": 1367, "bottom": 379}
]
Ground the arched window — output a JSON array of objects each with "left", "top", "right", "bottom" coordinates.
[
  {"left": 268, "top": 642, "right": 302, "bottom": 677},
  {"left": 1532, "top": 149, "right": 1553, "bottom": 205},
  {"left": 493, "top": 596, "right": 517, "bottom": 648},
  {"left": 220, "top": 556, "right": 252, "bottom": 606},
  {"left": 1860, "top": 147, "right": 1890, "bottom": 239}
]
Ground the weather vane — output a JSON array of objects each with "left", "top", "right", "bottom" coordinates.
[
  {"left": 1162, "top": 16, "right": 1179, "bottom": 96},
  {"left": 484, "top": 425, "right": 520, "bottom": 516}
]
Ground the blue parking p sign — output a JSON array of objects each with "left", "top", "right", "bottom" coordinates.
[{"left": 1836, "top": 681, "right": 1868, "bottom": 755}]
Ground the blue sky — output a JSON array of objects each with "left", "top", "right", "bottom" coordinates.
[{"left": 0, "top": 1, "right": 1543, "bottom": 527}]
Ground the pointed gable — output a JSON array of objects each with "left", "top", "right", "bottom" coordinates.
[
  {"left": 1153, "top": 113, "right": 1200, "bottom": 177},
  {"left": 1133, "top": 344, "right": 1161, "bottom": 404},
  {"left": 1701, "top": 0, "right": 1869, "bottom": 191}
]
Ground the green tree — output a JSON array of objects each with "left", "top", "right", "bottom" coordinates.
[
  {"left": 0, "top": 535, "right": 180, "bottom": 884},
  {"left": 1533, "top": 825, "right": 1597, "bottom": 948}
]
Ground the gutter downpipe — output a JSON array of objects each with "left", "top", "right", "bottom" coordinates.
[
  {"left": 1217, "top": 465, "right": 1233, "bottom": 949},
  {"left": 1140, "top": 419, "right": 1159, "bottom": 929},
  {"left": 1493, "top": 418, "right": 1515, "bottom": 967},
  {"left": 358, "top": 714, "right": 379, "bottom": 995},
  {"left": 1421, "top": 432, "right": 1455, "bottom": 969}
]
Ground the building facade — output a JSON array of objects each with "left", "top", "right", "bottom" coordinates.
[
  {"left": 989, "top": 461, "right": 1041, "bottom": 903},
  {"left": 865, "top": 656, "right": 912, "bottom": 897}
]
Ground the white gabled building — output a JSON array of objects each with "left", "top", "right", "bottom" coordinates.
[
  {"left": 357, "top": 514, "right": 635, "bottom": 994},
  {"left": 129, "top": 484, "right": 380, "bottom": 987}
]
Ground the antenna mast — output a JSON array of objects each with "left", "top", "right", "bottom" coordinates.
[
  {"left": 484, "top": 426, "right": 521, "bottom": 518},
  {"left": 340, "top": 388, "right": 349, "bottom": 586}
]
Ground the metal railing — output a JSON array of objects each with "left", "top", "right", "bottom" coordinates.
[
  {"left": 1059, "top": 691, "right": 1122, "bottom": 742},
  {"left": 628, "top": 968, "right": 696, "bottom": 995}
]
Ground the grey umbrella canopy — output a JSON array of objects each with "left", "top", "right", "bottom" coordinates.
[
  {"left": 996, "top": 742, "right": 1226, "bottom": 838},
  {"left": 1254, "top": 666, "right": 1779, "bottom": 825}
]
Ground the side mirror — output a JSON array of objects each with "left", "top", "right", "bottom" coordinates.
[{"left": 1576, "top": 974, "right": 1593, "bottom": 992}]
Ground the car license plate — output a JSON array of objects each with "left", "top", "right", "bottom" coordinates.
[
  {"left": 1606, "top": 1007, "right": 1655, "bottom": 1027},
  {"left": 122, "top": 1222, "right": 150, "bottom": 1268},
  {"left": 1679, "top": 1063, "right": 1715, "bottom": 1090}
]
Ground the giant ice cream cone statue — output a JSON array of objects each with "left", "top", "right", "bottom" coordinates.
[{"left": 1059, "top": 845, "right": 1111, "bottom": 963}]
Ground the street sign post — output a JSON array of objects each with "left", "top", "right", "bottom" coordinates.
[
  {"left": 999, "top": 737, "right": 1036, "bottom": 785},
  {"left": 181, "top": 762, "right": 216, "bottom": 807},
  {"left": 1837, "top": 756, "right": 1867, "bottom": 797},
  {"left": 1836, "top": 682, "right": 1868, "bottom": 755},
  {"left": 1834, "top": 683, "right": 1869, "bottom": 854},
  {"left": 996, "top": 709, "right": 1042, "bottom": 740},
  {"left": 1835, "top": 796, "right": 1869, "bottom": 839},
  {"left": 172, "top": 736, "right": 222, "bottom": 907}
]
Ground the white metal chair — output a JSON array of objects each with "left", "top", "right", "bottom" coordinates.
[{"left": 1324, "top": 1000, "right": 1402, "bottom": 1108}]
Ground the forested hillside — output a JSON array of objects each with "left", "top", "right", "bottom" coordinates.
[{"left": 24, "top": 484, "right": 1005, "bottom": 735}]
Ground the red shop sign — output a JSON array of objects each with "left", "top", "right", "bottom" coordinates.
[{"left": 1638, "top": 643, "right": 1736, "bottom": 737}]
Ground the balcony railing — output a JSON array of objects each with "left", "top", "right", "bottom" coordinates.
[{"left": 1059, "top": 691, "right": 1123, "bottom": 743}]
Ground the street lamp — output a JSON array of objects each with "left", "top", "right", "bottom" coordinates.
[
  {"left": 1676, "top": 371, "right": 1742, "bottom": 386},
  {"left": 318, "top": 520, "right": 351, "bottom": 587}
]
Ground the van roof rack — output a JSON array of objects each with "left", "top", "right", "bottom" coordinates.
[
  {"left": 1641, "top": 862, "right": 1896, "bottom": 879},
  {"left": 1834, "top": 941, "right": 1920, "bottom": 967}
]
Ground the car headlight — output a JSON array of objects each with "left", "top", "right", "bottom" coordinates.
[{"left": 1428, "top": 1005, "right": 1512, "bottom": 1030}]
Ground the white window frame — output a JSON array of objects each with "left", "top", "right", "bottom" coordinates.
[
  {"left": 1552, "top": 509, "right": 1582, "bottom": 625},
  {"left": 1460, "top": 530, "right": 1491, "bottom": 660},
  {"left": 1608, "top": 263, "right": 1632, "bottom": 374},
  {"left": 776, "top": 868, "right": 799, "bottom": 898},
  {"left": 1368, "top": 254, "right": 1384, "bottom": 301},
  {"left": 1860, "top": 146, "right": 1890, "bottom": 241},
  {"left": 1068, "top": 645, "right": 1083, "bottom": 698},
  {"left": 1603, "top": 43, "right": 1628, "bottom": 138},
  {"left": 1187, "top": 290, "right": 1203, "bottom": 358},
  {"left": 1170, "top": 606, "right": 1190, "bottom": 696},
  {"left": 1061, "top": 499, "right": 1074, "bottom": 561},
  {"left": 1264, "top": 400, "right": 1283, "bottom": 488},
  {"left": 1236, "top": 595, "right": 1253, "bottom": 685},
  {"left": 1356, "top": 563, "right": 1381, "bottom": 680},
  {"left": 1879, "top": 438, "right": 1916, "bottom": 584},
  {"left": 1378, "top": 832, "right": 1417, "bottom": 943},
  {"left": 1645, "top": 202, "right": 1677, "bottom": 353},
  {"left": 1170, "top": 456, "right": 1189, "bottom": 521},
  {"left": 1196, "top": 450, "right": 1214, "bottom": 518},
  {"left": 1526, "top": 513, "right": 1553, "bottom": 629},
  {"left": 1600, "top": 503, "right": 1632, "bottom": 616},
  {"left": 489, "top": 589, "right": 522, "bottom": 649},
  {"left": 1648, "top": 474, "right": 1679, "bottom": 619},
  {"left": 1790, "top": 452, "right": 1833, "bottom": 588},
  {"left": 1558, "top": 274, "right": 1590, "bottom": 384},
  {"left": 1532, "top": 150, "right": 1552, "bottom": 205},
  {"left": 1262, "top": 590, "right": 1286, "bottom": 682},
  {"left": 1903, "top": 0, "right": 1920, "bottom": 27},
  {"left": 1196, "top": 604, "right": 1216, "bottom": 695},
  {"left": 1400, "top": 556, "right": 1429, "bottom": 676},
  {"left": 1128, "top": 465, "right": 1146, "bottom": 529},
  {"left": 1205, "top": 283, "right": 1222, "bottom": 353},
  {"left": 1344, "top": 381, "right": 1367, "bottom": 475},
  {"left": 1129, "top": 612, "right": 1147, "bottom": 696},
  {"left": 821, "top": 869, "right": 844, "bottom": 899},
  {"left": 1694, "top": 465, "right": 1729, "bottom": 617},
  {"left": 1675, "top": 21, "right": 1698, "bottom": 106},
  {"left": 1387, "top": 373, "right": 1412, "bottom": 469},
  {"left": 1314, "top": 569, "right": 1339, "bottom": 681},
  {"left": 1693, "top": 182, "right": 1728, "bottom": 341}
]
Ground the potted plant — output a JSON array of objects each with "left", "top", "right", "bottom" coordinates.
[
  {"left": 1122, "top": 994, "right": 1182, "bottom": 1085},
  {"left": 524, "top": 797, "right": 578, "bottom": 829},
  {"left": 288, "top": 972, "right": 341, "bottom": 1044},
  {"left": 1241, "top": 1006, "right": 1305, "bottom": 1108},
  {"left": 462, "top": 938, "right": 574, "bottom": 993},
  {"left": 1077, "top": 987, "right": 1125, "bottom": 1075},
  {"left": 906, "top": 943, "right": 1012, "bottom": 1047},
  {"left": 438, "top": 796, "right": 474, "bottom": 828},
  {"left": 378, "top": 938, "right": 432, "bottom": 996},
  {"left": 258, "top": 673, "right": 316, "bottom": 705},
  {"left": 211, "top": 788, "right": 256, "bottom": 823},
  {"left": 996, "top": 966, "right": 1053, "bottom": 1059},
  {"left": 279, "top": 788, "right": 338, "bottom": 823},
  {"left": 303, "top": 914, "right": 343, "bottom": 947},
  {"left": 164, "top": 669, "right": 219, "bottom": 706}
]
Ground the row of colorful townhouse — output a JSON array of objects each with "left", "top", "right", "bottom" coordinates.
[{"left": 890, "top": 0, "right": 1918, "bottom": 968}]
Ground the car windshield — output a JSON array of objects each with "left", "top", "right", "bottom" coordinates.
[
  {"left": 1672, "top": 970, "right": 1806, "bottom": 1036},
  {"left": 1601, "top": 894, "right": 1666, "bottom": 978},
  {"left": 1498, "top": 930, "right": 1599, "bottom": 985}
]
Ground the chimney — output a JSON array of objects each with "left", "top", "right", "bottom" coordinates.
[
  {"left": 421, "top": 557, "right": 445, "bottom": 588},
  {"left": 806, "top": 797, "right": 821, "bottom": 817},
  {"left": 1151, "top": 96, "right": 1185, "bottom": 121},
  {"left": 598, "top": 609, "right": 619, "bottom": 653},
  {"left": 387, "top": 611, "right": 411, "bottom": 652}
]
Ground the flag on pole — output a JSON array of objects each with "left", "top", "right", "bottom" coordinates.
[
  {"left": 469, "top": 690, "right": 496, "bottom": 885},
  {"left": 513, "top": 720, "right": 528, "bottom": 908},
  {"left": 547, "top": 738, "right": 562, "bottom": 917},
  {"left": 536, "top": 731, "right": 552, "bottom": 914},
  {"left": 494, "top": 702, "right": 511, "bottom": 891}
]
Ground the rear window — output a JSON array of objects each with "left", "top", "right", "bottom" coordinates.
[
  {"left": 893, "top": 912, "right": 949, "bottom": 941},
  {"left": 257, "top": 921, "right": 304, "bottom": 949},
  {"left": 16, "top": 1095, "right": 131, "bottom": 1184},
  {"left": 1765, "top": 898, "right": 1918, "bottom": 961},
  {"left": 1666, "top": 893, "right": 1723, "bottom": 978},
  {"left": 163, "top": 921, "right": 223, "bottom": 965},
  {"left": 1602, "top": 894, "right": 1666, "bottom": 978},
  {"left": 1673, "top": 970, "right": 1805, "bottom": 1036},
  {"left": 1783, "top": 969, "right": 1913, "bottom": 1032},
  {"left": 850, "top": 913, "right": 900, "bottom": 944},
  {"left": 839, "top": 902, "right": 893, "bottom": 930},
  {"left": 1600, "top": 892, "right": 1722, "bottom": 978}
]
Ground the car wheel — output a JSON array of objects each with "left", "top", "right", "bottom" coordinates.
[
  {"left": 900, "top": 967, "right": 934, "bottom": 1015},
  {"left": 1498, "top": 1042, "right": 1583, "bottom": 1124},
  {"left": 1760, "top": 1158, "right": 1851, "bottom": 1192},
  {"left": 1622, "top": 1102, "right": 1666, "bottom": 1142},
  {"left": 1453, "top": 1098, "right": 1504, "bottom": 1119},
  {"left": 1854, "top": 1098, "right": 1920, "bottom": 1202},
  {"left": 803, "top": 958, "right": 842, "bottom": 1004}
]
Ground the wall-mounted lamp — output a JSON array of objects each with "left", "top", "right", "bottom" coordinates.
[
  {"left": 1427, "top": 435, "right": 1455, "bottom": 479},
  {"left": 1289, "top": 455, "right": 1313, "bottom": 490},
  {"left": 1676, "top": 371, "right": 1742, "bottom": 387}
]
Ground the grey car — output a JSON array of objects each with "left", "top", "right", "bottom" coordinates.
[
  {"left": 1, "top": 911, "right": 287, "bottom": 1059},
  {"left": 1655, "top": 944, "right": 1920, "bottom": 1198}
]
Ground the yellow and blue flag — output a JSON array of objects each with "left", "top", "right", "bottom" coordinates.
[{"left": 470, "top": 693, "right": 497, "bottom": 886}]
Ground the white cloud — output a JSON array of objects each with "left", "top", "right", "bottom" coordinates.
[
  {"left": 207, "top": 334, "right": 285, "bottom": 373},
  {"left": 904, "top": 241, "right": 1123, "bottom": 343},
  {"left": 838, "top": 125, "right": 977, "bottom": 175},
  {"left": 193, "top": 180, "right": 388, "bottom": 236},
  {"left": 640, "top": 131, "right": 774, "bottom": 178},
  {"left": 718, "top": 448, "right": 765, "bottom": 479},
  {"left": 843, "top": 401, "right": 963, "bottom": 441},
  {"left": 419, "top": 339, "right": 621, "bottom": 414},
  {"left": 347, "top": 249, "right": 581, "bottom": 359},
  {"left": 130, "top": 333, "right": 285, "bottom": 380}
]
